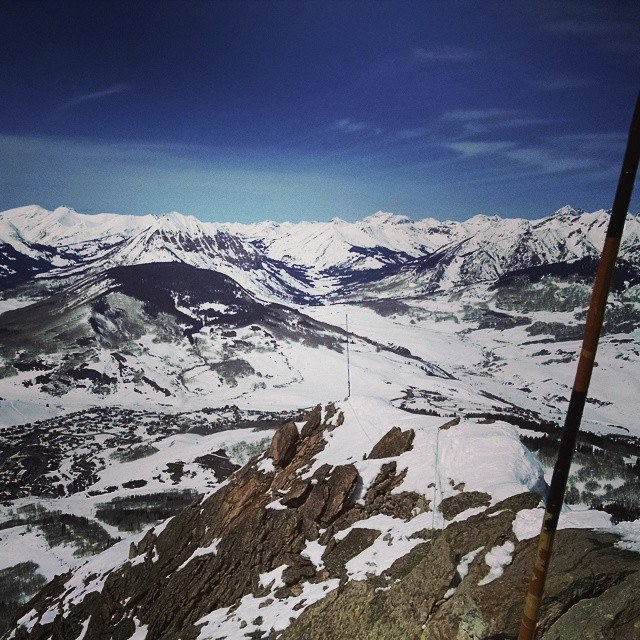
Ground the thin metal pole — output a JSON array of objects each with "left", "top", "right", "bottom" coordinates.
[
  {"left": 518, "top": 90, "right": 640, "bottom": 640},
  {"left": 431, "top": 425, "right": 440, "bottom": 530},
  {"left": 345, "top": 313, "right": 351, "bottom": 398}
]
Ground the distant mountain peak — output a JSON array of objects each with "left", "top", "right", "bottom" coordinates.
[
  {"left": 152, "top": 211, "right": 204, "bottom": 234},
  {"left": 362, "top": 211, "right": 413, "bottom": 225},
  {"left": 465, "top": 213, "right": 501, "bottom": 224},
  {"left": 553, "top": 205, "right": 585, "bottom": 217}
]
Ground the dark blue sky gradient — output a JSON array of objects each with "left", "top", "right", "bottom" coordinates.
[{"left": 1, "top": 0, "right": 639, "bottom": 221}]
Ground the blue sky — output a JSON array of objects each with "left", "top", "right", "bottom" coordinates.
[{"left": 1, "top": 0, "right": 639, "bottom": 222}]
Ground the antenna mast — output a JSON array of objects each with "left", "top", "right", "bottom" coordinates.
[{"left": 345, "top": 313, "right": 351, "bottom": 398}]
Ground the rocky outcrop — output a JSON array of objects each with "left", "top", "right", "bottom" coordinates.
[
  {"left": 281, "top": 493, "right": 640, "bottom": 640},
  {"left": 322, "top": 528, "right": 380, "bottom": 578},
  {"left": 280, "top": 479, "right": 312, "bottom": 508},
  {"left": 268, "top": 421, "right": 299, "bottom": 467},
  {"left": 368, "top": 426, "right": 415, "bottom": 459},
  {"left": 439, "top": 490, "right": 491, "bottom": 520},
  {"left": 298, "top": 464, "right": 359, "bottom": 528},
  {"left": 6, "top": 407, "right": 640, "bottom": 640},
  {"left": 363, "top": 461, "right": 427, "bottom": 520},
  {"left": 8, "top": 404, "right": 353, "bottom": 639}
]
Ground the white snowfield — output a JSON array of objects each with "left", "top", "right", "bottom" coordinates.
[
  {"left": 0, "top": 426, "right": 267, "bottom": 579},
  {"left": 1, "top": 276, "right": 638, "bottom": 437}
]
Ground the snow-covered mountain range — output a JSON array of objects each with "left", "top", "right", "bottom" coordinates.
[{"left": 2, "top": 204, "right": 639, "bottom": 300}]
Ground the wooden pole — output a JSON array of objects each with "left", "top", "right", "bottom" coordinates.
[{"left": 518, "top": 90, "right": 640, "bottom": 640}]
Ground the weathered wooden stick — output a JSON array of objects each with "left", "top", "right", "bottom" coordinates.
[{"left": 518, "top": 90, "right": 640, "bottom": 640}]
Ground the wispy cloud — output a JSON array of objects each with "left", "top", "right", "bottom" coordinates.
[
  {"left": 540, "top": 4, "right": 639, "bottom": 58},
  {"left": 440, "top": 131, "right": 623, "bottom": 179},
  {"left": 434, "top": 138, "right": 617, "bottom": 185},
  {"left": 441, "top": 109, "right": 552, "bottom": 134},
  {"left": 396, "top": 127, "right": 431, "bottom": 140},
  {"left": 445, "top": 141, "right": 517, "bottom": 157},
  {"left": 534, "top": 74, "right": 595, "bottom": 91},
  {"left": 371, "top": 44, "right": 480, "bottom": 79},
  {"left": 412, "top": 46, "right": 479, "bottom": 64},
  {"left": 543, "top": 132, "right": 627, "bottom": 152},
  {"left": 332, "top": 118, "right": 381, "bottom": 135},
  {"left": 443, "top": 109, "right": 513, "bottom": 121},
  {"left": 504, "top": 147, "right": 596, "bottom": 173},
  {"left": 59, "top": 84, "right": 131, "bottom": 113},
  {"left": 434, "top": 105, "right": 625, "bottom": 180}
]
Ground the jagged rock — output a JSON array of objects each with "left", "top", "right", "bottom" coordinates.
[
  {"left": 136, "top": 529, "right": 157, "bottom": 556},
  {"left": 366, "top": 461, "right": 401, "bottom": 498},
  {"left": 438, "top": 490, "right": 491, "bottom": 520},
  {"left": 324, "top": 403, "right": 345, "bottom": 432},
  {"left": 272, "top": 407, "right": 332, "bottom": 485},
  {"left": 542, "top": 568, "right": 640, "bottom": 639},
  {"left": 439, "top": 416, "right": 460, "bottom": 430},
  {"left": 268, "top": 421, "right": 299, "bottom": 467},
  {"left": 389, "top": 492, "right": 429, "bottom": 520},
  {"left": 7, "top": 399, "right": 639, "bottom": 640},
  {"left": 362, "top": 461, "right": 425, "bottom": 520},
  {"left": 369, "top": 427, "right": 415, "bottom": 459},
  {"left": 324, "top": 403, "right": 338, "bottom": 424},
  {"left": 319, "top": 465, "right": 359, "bottom": 525},
  {"left": 301, "top": 515, "right": 321, "bottom": 542},
  {"left": 300, "top": 405, "right": 323, "bottom": 438},
  {"left": 281, "top": 536, "right": 456, "bottom": 640},
  {"left": 282, "top": 558, "right": 316, "bottom": 586},
  {"left": 322, "top": 528, "right": 380, "bottom": 578},
  {"left": 422, "top": 529, "right": 640, "bottom": 640},
  {"left": 299, "top": 468, "right": 331, "bottom": 522},
  {"left": 280, "top": 479, "right": 312, "bottom": 508},
  {"left": 485, "top": 490, "right": 540, "bottom": 514},
  {"left": 299, "top": 464, "right": 359, "bottom": 527},
  {"left": 288, "top": 584, "right": 304, "bottom": 598}
]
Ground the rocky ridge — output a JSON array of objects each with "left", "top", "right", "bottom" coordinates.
[{"left": 7, "top": 404, "right": 639, "bottom": 640}]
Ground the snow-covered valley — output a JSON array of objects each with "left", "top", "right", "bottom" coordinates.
[{"left": 0, "top": 204, "right": 639, "bottom": 638}]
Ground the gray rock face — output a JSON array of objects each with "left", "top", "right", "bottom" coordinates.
[
  {"left": 318, "top": 464, "right": 360, "bottom": 525},
  {"left": 7, "top": 406, "right": 350, "bottom": 639},
  {"left": 281, "top": 496, "right": 640, "bottom": 640},
  {"left": 542, "top": 567, "right": 640, "bottom": 640},
  {"left": 298, "top": 463, "right": 359, "bottom": 530},
  {"left": 368, "top": 426, "right": 415, "bottom": 459},
  {"left": 363, "top": 461, "right": 427, "bottom": 520},
  {"left": 438, "top": 490, "right": 491, "bottom": 520},
  {"left": 322, "top": 528, "right": 380, "bottom": 578}
]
